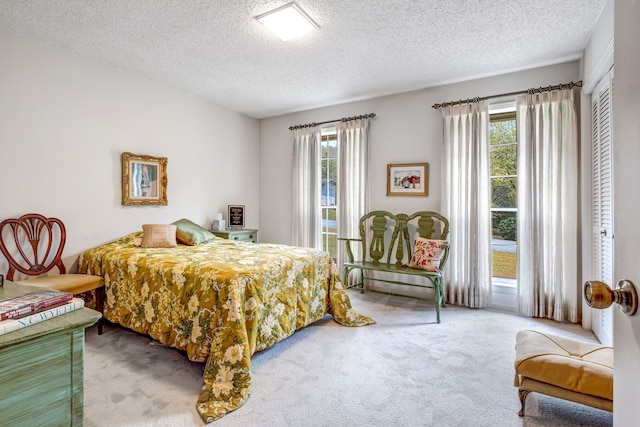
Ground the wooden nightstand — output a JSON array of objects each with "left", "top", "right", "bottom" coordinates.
[{"left": 212, "top": 229, "right": 258, "bottom": 243}]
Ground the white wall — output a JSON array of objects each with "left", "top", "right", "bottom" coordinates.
[
  {"left": 582, "top": 0, "right": 614, "bottom": 94},
  {"left": 0, "top": 28, "right": 259, "bottom": 272},
  {"left": 259, "top": 61, "right": 580, "bottom": 245},
  {"left": 579, "top": 0, "right": 615, "bottom": 336}
]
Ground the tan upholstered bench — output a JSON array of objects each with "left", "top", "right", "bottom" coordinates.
[{"left": 514, "top": 330, "right": 613, "bottom": 417}]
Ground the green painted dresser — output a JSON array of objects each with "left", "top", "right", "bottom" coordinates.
[
  {"left": 212, "top": 228, "right": 258, "bottom": 243},
  {"left": 0, "top": 281, "right": 101, "bottom": 427}
]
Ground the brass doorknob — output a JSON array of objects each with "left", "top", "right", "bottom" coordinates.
[{"left": 584, "top": 280, "right": 638, "bottom": 316}]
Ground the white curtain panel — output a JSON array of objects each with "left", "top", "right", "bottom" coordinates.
[
  {"left": 336, "top": 119, "right": 370, "bottom": 285},
  {"left": 291, "top": 127, "right": 322, "bottom": 249},
  {"left": 516, "top": 88, "right": 578, "bottom": 322},
  {"left": 441, "top": 101, "right": 492, "bottom": 308}
]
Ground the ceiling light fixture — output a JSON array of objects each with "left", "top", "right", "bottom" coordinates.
[{"left": 256, "top": 3, "right": 318, "bottom": 41}]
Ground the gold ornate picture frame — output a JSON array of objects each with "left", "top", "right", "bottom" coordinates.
[
  {"left": 121, "top": 152, "right": 168, "bottom": 206},
  {"left": 386, "top": 163, "right": 429, "bottom": 196}
]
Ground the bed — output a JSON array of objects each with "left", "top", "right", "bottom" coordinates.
[{"left": 77, "top": 230, "right": 374, "bottom": 422}]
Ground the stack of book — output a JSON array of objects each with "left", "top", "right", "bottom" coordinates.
[{"left": 0, "top": 289, "right": 84, "bottom": 335}]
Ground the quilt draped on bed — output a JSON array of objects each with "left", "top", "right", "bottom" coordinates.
[{"left": 78, "top": 232, "right": 374, "bottom": 422}]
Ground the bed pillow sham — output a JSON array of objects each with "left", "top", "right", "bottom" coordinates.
[
  {"left": 141, "top": 224, "right": 178, "bottom": 248},
  {"left": 173, "top": 218, "right": 216, "bottom": 245}
]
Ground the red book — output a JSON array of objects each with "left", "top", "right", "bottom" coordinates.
[{"left": 0, "top": 290, "right": 74, "bottom": 321}]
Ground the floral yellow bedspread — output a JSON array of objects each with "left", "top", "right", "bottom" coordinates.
[{"left": 78, "top": 232, "right": 374, "bottom": 422}]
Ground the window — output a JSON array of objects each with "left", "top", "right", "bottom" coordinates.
[
  {"left": 321, "top": 127, "right": 337, "bottom": 260},
  {"left": 490, "top": 110, "right": 517, "bottom": 281}
]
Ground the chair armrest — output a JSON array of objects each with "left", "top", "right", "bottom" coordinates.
[{"left": 337, "top": 237, "right": 362, "bottom": 263}]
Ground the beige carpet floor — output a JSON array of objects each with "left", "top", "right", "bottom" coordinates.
[{"left": 83, "top": 290, "right": 613, "bottom": 427}]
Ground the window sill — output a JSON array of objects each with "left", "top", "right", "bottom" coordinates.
[
  {"left": 492, "top": 277, "right": 516, "bottom": 290},
  {"left": 491, "top": 277, "right": 517, "bottom": 312}
]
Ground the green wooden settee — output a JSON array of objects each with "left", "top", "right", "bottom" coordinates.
[{"left": 338, "top": 211, "right": 450, "bottom": 323}]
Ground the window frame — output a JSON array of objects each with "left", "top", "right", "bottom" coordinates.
[
  {"left": 489, "top": 103, "right": 517, "bottom": 287},
  {"left": 320, "top": 126, "right": 338, "bottom": 260}
]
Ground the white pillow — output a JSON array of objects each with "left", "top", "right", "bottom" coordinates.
[{"left": 408, "top": 237, "right": 448, "bottom": 272}]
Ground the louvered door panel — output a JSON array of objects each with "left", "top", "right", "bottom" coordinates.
[{"left": 591, "top": 69, "right": 613, "bottom": 346}]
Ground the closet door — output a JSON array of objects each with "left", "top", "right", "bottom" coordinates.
[{"left": 591, "top": 69, "right": 614, "bottom": 346}]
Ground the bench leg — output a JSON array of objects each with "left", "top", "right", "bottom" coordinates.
[
  {"left": 433, "top": 278, "right": 443, "bottom": 323},
  {"left": 343, "top": 266, "right": 365, "bottom": 291}
]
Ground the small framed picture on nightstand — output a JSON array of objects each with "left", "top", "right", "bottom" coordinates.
[{"left": 228, "top": 205, "right": 245, "bottom": 229}]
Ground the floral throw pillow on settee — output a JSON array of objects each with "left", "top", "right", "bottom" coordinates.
[{"left": 408, "top": 237, "right": 448, "bottom": 272}]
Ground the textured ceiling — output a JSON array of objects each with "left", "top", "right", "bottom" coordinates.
[{"left": 0, "top": 0, "right": 606, "bottom": 118}]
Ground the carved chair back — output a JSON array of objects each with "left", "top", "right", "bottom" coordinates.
[
  {"left": 358, "top": 210, "right": 449, "bottom": 267},
  {"left": 0, "top": 213, "right": 67, "bottom": 281}
]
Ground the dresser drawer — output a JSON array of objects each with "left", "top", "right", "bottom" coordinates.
[{"left": 212, "top": 229, "right": 258, "bottom": 243}]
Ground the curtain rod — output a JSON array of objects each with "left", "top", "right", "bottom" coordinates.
[
  {"left": 431, "top": 80, "right": 582, "bottom": 110},
  {"left": 288, "top": 113, "right": 376, "bottom": 130}
]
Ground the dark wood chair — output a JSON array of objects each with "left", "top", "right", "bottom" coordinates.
[{"left": 0, "top": 213, "right": 104, "bottom": 334}]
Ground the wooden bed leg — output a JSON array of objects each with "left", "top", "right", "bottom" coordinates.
[
  {"left": 96, "top": 286, "right": 105, "bottom": 335},
  {"left": 518, "top": 389, "right": 530, "bottom": 417}
]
